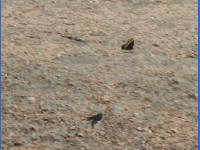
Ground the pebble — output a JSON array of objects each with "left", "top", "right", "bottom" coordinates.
[
  {"left": 27, "top": 97, "right": 36, "bottom": 103},
  {"left": 136, "top": 127, "right": 144, "bottom": 131},
  {"left": 70, "top": 126, "right": 76, "bottom": 130},
  {"left": 76, "top": 133, "right": 84, "bottom": 137},
  {"left": 171, "top": 129, "right": 178, "bottom": 134}
]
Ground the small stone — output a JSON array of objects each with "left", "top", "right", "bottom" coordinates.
[
  {"left": 99, "top": 131, "right": 106, "bottom": 136},
  {"left": 127, "top": 139, "right": 132, "bottom": 143},
  {"left": 56, "top": 53, "right": 62, "bottom": 57},
  {"left": 28, "top": 97, "right": 36, "bottom": 103},
  {"left": 106, "top": 105, "right": 113, "bottom": 111},
  {"left": 171, "top": 129, "right": 178, "bottom": 134},
  {"left": 136, "top": 127, "right": 144, "bottom": 131},
  {"left": 70, "top": 126, "right": 76, "bottom": 130},
  {"left": 118, "top": 142, "right": 125, "bottom": 146},
  {"left": 14, "top": 142, "right": 22, "bottom": 146},
  {"left": 142, "top": 141, "right": 146, "bottom": 144},
  {"left": 66, "top": 133, "right": 73, "bottom": 137},
  {"left": 152, "top": 43, "right": 160, "bottom": 47},
  {"left": 76, "top": 133, "right": 84, "bottom": 137},
  {"left": 128, "top": 117, "right": 135, "bottom": 122},
  {"left": 30, "top": 126, "right": 36, "bottom": 131},
  {"left": 133, "top": 112, "right": 140, "bottom": 117},
  {"left": 144, "top": 127, "right": 152, "bottom": 134},
  {"left": 7, "top": 132, "right": 15, "bottom": 138}
]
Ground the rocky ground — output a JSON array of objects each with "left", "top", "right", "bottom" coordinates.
[{"left": 2, "top": 0, "right": 198, "bottom": 150}]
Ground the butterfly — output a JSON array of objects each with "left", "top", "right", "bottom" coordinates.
[{"left": 121, "top": 38, "right": 134, "bottom": 50}]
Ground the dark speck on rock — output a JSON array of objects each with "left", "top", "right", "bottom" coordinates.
[{"left": 87, "top": 113, "right": 103, "bottom": 128}]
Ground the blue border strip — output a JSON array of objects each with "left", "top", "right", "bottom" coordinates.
[
  {"left": 0, "top": 0, "right": 1, "bottom": 149},
  {"left": 198, "top": 0, "right": 200, "bottom": 149}
]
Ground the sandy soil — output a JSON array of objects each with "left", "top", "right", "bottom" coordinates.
[{"left": 2, "top": 0, "right": 198, "bottom": 150}]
